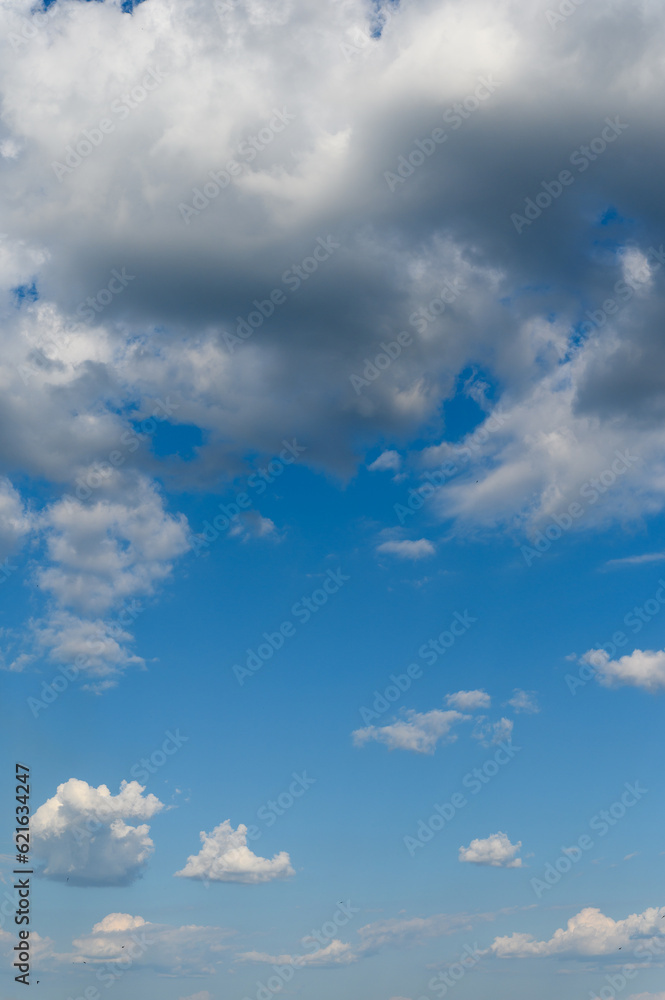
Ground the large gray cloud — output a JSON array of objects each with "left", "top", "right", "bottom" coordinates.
[{"left": 0, "top": 0, "right": 663, "bottom": 556}]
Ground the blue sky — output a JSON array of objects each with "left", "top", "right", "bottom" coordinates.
[{"left": 2, "top": 0, "right": 665, "bottom": 998}]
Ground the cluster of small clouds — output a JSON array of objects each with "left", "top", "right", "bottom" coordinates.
[
  {"left": 353, "top": 688, "right": 534, "bottom": 754},
  {"left": 31, "top": 779, "right": 293, "bottom": 887}
]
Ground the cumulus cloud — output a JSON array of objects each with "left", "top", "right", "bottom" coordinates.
[
  {"left": 581, "top": 647, "right": 665, "bottom": 692},
  {"left": 62, "top": 912, "right": 234, "bottom": 976},
  {"left": 376, "top": 539, "right": 435, "bottom": 559},
  {"left": 353, "top": 709, "right": 469, "bottom": 754},
  {"left": 179, "top": 994, "right": 212, "bottom": 1000},
  {"left": 506, "top": 689, "right": 539, "bottom": 713},
  {"left": 490, "top": 906, "right": 665, "bottom": 958},
  {"left": 32, "top": 778, "right": 164, "bottom": 886},
  {"left": 446, "top": 689, "right": 491, "bottom": 710},
  {"left": 174, "top": 820, "right": 294, "bottom": 884},
  {"left": 459, "top": 832, "right": 522, "bottom": 868},
  {"left": 0, "top": 0, "right": 663, "bottom": 580}
]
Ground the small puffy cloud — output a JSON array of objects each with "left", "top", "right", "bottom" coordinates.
[
  {"left": 353, "top": 709, "right": 468, "bottom": 754},
  {"left": 581, "top": 647, "right": 665, "bottom": 692},
  {"left": 459, "top": 833, "right": 522, "bottom": 868},
  {"left": 174, "top": 820, "right": 294, "bottom": 884},
  {"left": 368, "top": 450, "right": 402, "bottom": 472},
  {"left": 472, "top": 716, "right": 513, "bottom": 746},
  {"left": 32, "top": 779, "right": 164, "bottom": 886},
  {"left": 179, "top": 993, "right": 212, "bottom": 1000},
  {"left": 446, "top": 689, "right": 490, "bottom": 711},
  {"left": 64, "top": 912, "right": 234, "bottom": 976},
  {"left": 490, "top": 906, "right": 665, "bottom": 958},
  {"left": 238, "top": 939, "right": 355, "bottom": 968},
  {"left": 376, "top": 539, "right": 435, "bottom": 559},
  {"left": 506, "top": 689, "right": 539, "bottom": 714}
]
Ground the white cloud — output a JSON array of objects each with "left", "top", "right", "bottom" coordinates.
[
  {"left": 237, "top": 939, "right": 355, "bottom": 968},
  {"left": 472, "top": 716, "right": 514, "bottom": 746},
  {"left": 605, "top": 553, "right": 665, "bottom": 569},
  {"left": 446, "top": 689, "right": 491, "bottom": 710},
  {"left": 506, "top": 689, "right": 539, "bottom": 714},
  {"left": 459, "top": 832, "right": 522, "bottom": 868},
  {"left": 376, "top": 539, "right": 435, "bottom": 559},
  {"left": 353, "top": 709, "right": 469, "bottom": 754},
  {"left": 174, "top": 819, "right": 294, "bottom": 884},
  {"left": 32, "top": 778, "right": 164, "bottom": 886},
  {"left": 238, "top": 910, "right": 485, "bottom": 970},
  {"left": 34, "top": 611, "right": 143, "bottom": 689},
  {"left": 37, "top": 473, "right": 190, "bottom": 616},
  {"left": 490, "top": 905, "right": 665, "bottom": 958},
  {"left": 179, "top": 993, "right": 212, "bottom": 1000},
  {"left": 368, "top": 450, "right": 402, "bottom": 472},
  {"left": 62, "top": 912, "right": 234, "bottom": 976},
  {"left": 581, "top": 647, "right": 665, "bottom": 692}
]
